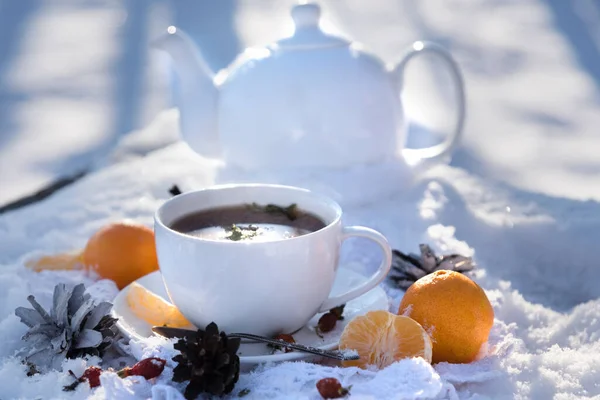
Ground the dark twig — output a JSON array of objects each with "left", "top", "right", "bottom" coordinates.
[{"left": 0, "top": 170, "right": 87, "bottom": 215}]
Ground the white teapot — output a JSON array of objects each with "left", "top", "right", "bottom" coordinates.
[{"left": 153, "top": 3, "right": 465, "bottom": 170}]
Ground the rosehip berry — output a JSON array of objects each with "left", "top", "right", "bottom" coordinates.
[
  {"left": 318, "top": 312, "right": 338, "bottom": 333},
  {"left": 329, "top": 305, "right": 345, "bottom": 320},
  {"left": 316, "top": 377, "right": 350, "bottom": 399},
  {"left": 117, "top": 357, "right": 166, "bottom": 380},
  {"left": 81, "top": 366, "right": 102, "bottom": 388},
  {"left": 273, "top": 333, "right": 296, "bottom": 353}
]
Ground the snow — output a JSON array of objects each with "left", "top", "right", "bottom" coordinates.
[
  {"left": 2, "top": 0, "right": 600, "bottom": 399},
  {"left": 339, "top": 349, "right": 359, "bottom": 359},
  {"left": 2, "top": 142, "right": 600, "bottom": 399},
  {"left": 0, "top": 0, "right": 171, "bottom": 206}
]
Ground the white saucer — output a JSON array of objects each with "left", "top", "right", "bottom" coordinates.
[{"left": 112, "top": 269, "right": 390, "bottom": 365}]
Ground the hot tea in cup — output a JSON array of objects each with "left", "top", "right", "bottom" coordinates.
[
  {"left": 154, "top": 184, "right": 392, "bottom": 337},
  {"left": 169, "top": 203, "right": 326, "bottom": 242}
]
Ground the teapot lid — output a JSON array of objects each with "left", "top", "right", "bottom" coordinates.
[{"left": 275, "top": 3, "right": 351, "bottom": 50}]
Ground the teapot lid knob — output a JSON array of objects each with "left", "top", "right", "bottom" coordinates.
[
  {"left": 291, "top": 3, "right": 321, "bottom": 28},
  {"left": 276, "top": 2, "right": 350, "bottom": 49}
]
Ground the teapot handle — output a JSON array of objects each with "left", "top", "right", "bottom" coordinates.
[{"left": 392, "top": 41, "right": 466, "bottom": 164}]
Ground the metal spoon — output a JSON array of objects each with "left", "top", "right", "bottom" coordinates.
[{"left": 152, "top": 326, "right": 359, "bottom": 361}]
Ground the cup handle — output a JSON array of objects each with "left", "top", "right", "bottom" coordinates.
[
  {"left": 318, "top": 226, "right": 392, "bottom": 313},
  {"left": 393, "top": 41, "right": 466, "bottom": 164}
]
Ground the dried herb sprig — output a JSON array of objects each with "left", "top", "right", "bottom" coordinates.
[{"left": 249, "top": 203, "right": 299, "bottom": 221}]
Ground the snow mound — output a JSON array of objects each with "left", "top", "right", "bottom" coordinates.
[{"left": 1, "top": 143, "right": 600, "bottom": 399}]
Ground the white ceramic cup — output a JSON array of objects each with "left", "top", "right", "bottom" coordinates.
[{"left": 154, "top": 183, "right": 392, "bottom": 336}]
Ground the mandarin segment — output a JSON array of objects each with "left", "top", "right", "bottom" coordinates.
[
  {"left": 25, "top": 251, "right": 84, "bottom": 272},
  {"left": 338, "top": 310, "right": 432, "bottom": 369},
  {"left": 82, "top": 221, "right": 159, "bottom": 289},
  {"left": 126, "top": 282, "right": 192, "bottom": 328},
  {"left": 398, "top": 270, "right": 494, "bottom": 364}
]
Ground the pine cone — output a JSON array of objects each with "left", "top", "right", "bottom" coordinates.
[
  {"left": 388, "top": 244, "right": 475, "bottom": 290},
  {"left": 14, "top": 283, "right": 119, "bottom": 371},
  {"left": 172, "top": 322, "right": 241, "bottom": 399}
]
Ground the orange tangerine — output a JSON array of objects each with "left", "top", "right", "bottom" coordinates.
[
  {"left": 82, "top": 221, "right": 159, "bottom": 289},
  {"left": 126, "top": 282, "right": 192, "bottom": 328},
  {"left": 338, "top": 310, "right": 432, "bottom": 369},
  {"left": 398, "top": 270, "right": 494, "bottom": 364}
]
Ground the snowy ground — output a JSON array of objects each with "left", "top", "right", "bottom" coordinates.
[
  {"left": 2, "top": 144, "right": 600, "bottom": 399},
  {"left": 1, "top": 0, "right": 600, "bottom": 399}
]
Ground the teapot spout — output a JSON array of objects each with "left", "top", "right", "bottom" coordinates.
[{"left": 152, "top": 26, "right": 221, "bottom": 158}]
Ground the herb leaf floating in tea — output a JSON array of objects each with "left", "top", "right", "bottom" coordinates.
[
  {"left": 250, "top": 202, "right": 299, "bottom": 221},
  {"left": 14, "top": 283, "right": 119, "bottom": 371},
  {"left": 224, "top": 224, "right": 259, "bottom": 241},
  {"left": 172, "top": 322, "right": 241, "bottom": 399},
  {"left": 388, "top": 244, "right": 475, "bottom": 290}
]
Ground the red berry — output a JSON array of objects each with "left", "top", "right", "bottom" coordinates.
[
  {"left": 329, "top": 305, "right": 346, "bottom": 320},
  {"left": 81, "top": 366, "right": 102, "bottom": 388},
  {"left": 316, "top": 377, "right": 350, "bottom": 399},
  {"left": 131, "top": 357, "right": 166, "bottom": 379},
  {"left": 117, "top": 357, "right": 166, "bottom": 380},
  {"left": 318, "top": 312, "right": 338, "bottom": 333},
  {"left": 273, "top": 334, "right": 295, "bottom": 353}
]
